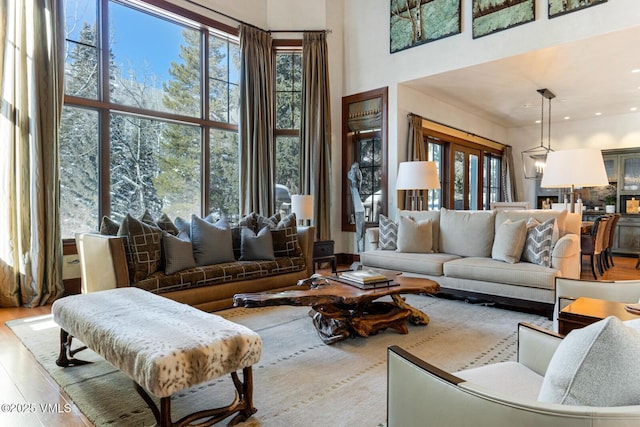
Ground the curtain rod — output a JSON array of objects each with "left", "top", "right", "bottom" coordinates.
[{"left": 182, "top": 0, "right": 331, "bottom": 34}]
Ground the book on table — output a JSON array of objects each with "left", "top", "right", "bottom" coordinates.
[{"left": 338, "top": 269, "right": 393, "bottom": 288}]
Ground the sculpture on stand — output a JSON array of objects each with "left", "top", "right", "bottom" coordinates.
[{"left": 348, "top": 162, "right": 365, "bottom": 253}]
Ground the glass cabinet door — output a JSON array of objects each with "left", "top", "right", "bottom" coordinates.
[
  {"left": 621, "top": 154, "right": 640, "bottom": 192},
  {"left": 603, "top": 155, "right": 618, "bottom": 183}
]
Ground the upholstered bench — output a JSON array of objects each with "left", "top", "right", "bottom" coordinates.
[{"left": 52, "top": 287, "right": 262, "bottom": 426}]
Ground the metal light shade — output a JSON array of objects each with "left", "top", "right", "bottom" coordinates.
[
  {"left": 541, "top": 149, "right": 609, "bottom": 188},
  {"left": 396, "top": 161, "right": 441, "bottom": 190},
  {"left": 291, "top": 194, "right": 314, "bottom": 220}
]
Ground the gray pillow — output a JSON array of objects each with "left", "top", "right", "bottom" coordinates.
[
  {"left": 240, "top": 227, "right": 275, "bottom": 261},
  {"left": 190, "top": 214, "right": 235, "bottom": 266},
  {"left": 174, "top": 216, "right": 191, "bottom": 237},
  {"left": 538, "top": 316, "right": 640, "bottom": 406},
  {"left": 491, "top": 219, "right": 527, "bottom": 263},
  {"left": 521, "top": 218, "right": 554, "bottom": 267},
  {"left": 162, "top": 231, "right": 196, "bottom": 274},
  {"left": 378, "top": 214, "right": 398, "bottom": 250},
  {"left": 396, "top": 216, "right": 433, "bottom": 253}
]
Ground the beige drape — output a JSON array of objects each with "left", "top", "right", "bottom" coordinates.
[
  {"left": 300, "top": 31, "right": 331, "bottom": 240},
  {"left": 501, "top": 146, "right": 518, "bottom": 202},
  {"left": 400, "top": 114, "right": 427, "bottom": 210},
  {"left": 0, "top": 0, "right": 64, "bottom": 307},
  {"left": 239, "top": 25, "right": 275, "bottom": 216}
]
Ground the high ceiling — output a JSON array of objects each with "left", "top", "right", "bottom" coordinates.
[{"left": 403, "top": 25, "right": 640, "bottom": 129}]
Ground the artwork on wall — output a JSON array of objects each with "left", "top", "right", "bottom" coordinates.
[
  {"left": 390, "top": 0, "right": 461, "bottom": 53},
  {"left": 548, "top": 0, "right": 607, "bottom": 19},
  {"left": 472, "top": 0, "right": 535, "bottom": 39}
]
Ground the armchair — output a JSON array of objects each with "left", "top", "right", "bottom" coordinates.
[{"left": 388, "top": 322, "right": 640, "bottom": 427}]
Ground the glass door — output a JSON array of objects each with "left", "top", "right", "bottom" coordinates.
[{"left": 450, "top": 144, "right": 482, "bottom": 210}]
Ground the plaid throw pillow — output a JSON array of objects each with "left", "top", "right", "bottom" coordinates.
[
  {"left": 117, "top": 214, "right": 162, "bottom": 283},
  {"left": 378, "top": 214, "right": 398, "bottom": 250},
  {"left": 521, "top": 218, "right": 555, "bottom": 267},
  {"left": 270, "top": 213, "right": 302, "bottom": 257}
]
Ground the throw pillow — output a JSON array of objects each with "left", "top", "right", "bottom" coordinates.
[
  {"left": 378, "top": 214, "right": 398, "bottom": 250},
  {"left": 491, "top": 219, "right": 527, "bottom": 264},
  {"left": 538, "top": 316, "right": 640, "bottom": 406},
  {"left": 270, "top": 212, "right": 303, "bottom": 257},
  {"left": 240, "top": 227, "right": 275, "bottom": 261},
  {"left": 521, "top": 218, "right": 555, "bottom": 267},
  {"left": 117, "top": 214, "right": 162, "bottom": 283},
  {"left": 190, "top": 215, "right": 235, "bottom": 266},
  {"left": 438, "top": 207, "right": 496, "bottom": 257},
  {"left": 156, "top": 213, "right": 179, "bottom": 236},
  {"left": 396, "top": 216, "right": 433, "bottom": 253},
  {"left": 162, "top": 231, "right": 196, "bottom": 274},
  {"left": 255, "top": 212, "right": 280, "bottom": 231},
  {"left": 139, "top": 209, "right": 157, "bottom": 227},
  {"left": 100, "top": 216, "right": 120, "bottom": 235},
  {"left": 174, "top": 216, "right": 191, "bottom": 237}
]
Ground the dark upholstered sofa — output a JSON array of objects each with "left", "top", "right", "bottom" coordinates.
[{"left": 76, "top": 211, "right": 314, "bottom": 312}]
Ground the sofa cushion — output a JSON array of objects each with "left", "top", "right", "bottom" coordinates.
[
  {"left": 231, "top": 213, "right": 261, "bottom": 259},
  {"left": 117, "top": 214, "right": 163, "bottom": 283},
  {"left": 378, "top": 214, "right": 398, "bottom": 250},
  {"left": 240, "top": 227, "right": 275, "bottom": 261},
  {"left": 491, "top": 219, "right": 527, "bottom": 264},
  {"left": 398, "top": 210, "right": 440, "bottom": 252},
  {"left": 538, "top": 316, "right": 640, "bottom": 406},
  {"left": 455, "top": 361, "right": 544, "bottom": 401},
  {"left": 439, "top": 208, "right": 496, "bottom": 257},
  {"left": 135, "top": 256, "right": 307, "bottom": 294},
  {"left": 163, "top": 231, "right": 196, "bottom": 275},
  {"left": 443, "top": 257, "right": 558, "bottom": 290},
  {"left": 521, "top": 218, "right": 555, "bottom": 267},
  {"left": 190, "top": 215, "right": 235, "bottom": 266},
  {"left": 496, "top": 209, "right": 568, "bottom": 237},
  {"left": 360, "top": 250, "right": 460, "bottom": 276},
  {"left": 397, "top": 216, "right": 433, "bottom": 253}
]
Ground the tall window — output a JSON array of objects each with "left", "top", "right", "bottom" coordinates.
[
  {"left": 484, "top": 154, "right": 502, "bottom": 209},
  {"left": 274, "top": 49, "right": 302, "bottom": 214},
  {"left": 60, "top": 0, "right": 240, "bottom": 238}
]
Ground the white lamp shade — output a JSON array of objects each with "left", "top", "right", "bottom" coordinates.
[
  {"left": 291, "top": 195, "right": 314, "bottom": 220},
  {"left": 541, "top": 148, "right": 609, "bottom": 188},
  {"left": 396, "top": 161, "right": 441, "bottom": 190}
]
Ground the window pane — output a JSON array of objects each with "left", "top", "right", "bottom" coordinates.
[
  {"left": 428, "top": 142, "right": 442, "bottom": 209},
  {"left": 109, "top": 1, "right": 201, "bottom": 117},
  {"left": 469, "top": 154, "right": 479, "bottom": 210},
  {"left": 210, "top": 129, "right": 239, "bottom": 221},
  {"left": 275, "top": 135, "right": 300, "bottom": 196},
  {"left": 110, "top": 114, "right": 201, "bottom": 221},
  {"left": 209, "top": 34, "right": 240, "bottom": 123},
  {"left": 64, "top": 0, "right": 98, "bottom": 99},
  {"left": 60, "top": 106, "right": 99, "bottom": 238},
  {"left": 275, "top": 52, "right": 302, "bottom": 129}
]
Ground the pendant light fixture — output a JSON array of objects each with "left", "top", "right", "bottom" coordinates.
[{"left": 522, "top": 88, "right": 555, "bottom": 180}]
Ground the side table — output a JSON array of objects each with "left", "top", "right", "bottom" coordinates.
[
  {"left": 313, "top": 240, "right": 336, "bottom": 274},
  {"left": 558, "top": 297, "right": 640, "bottom": 335}
]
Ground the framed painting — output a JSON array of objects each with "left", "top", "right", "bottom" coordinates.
[
  {"left": 390, "top": 0, "right": 461, "bottom": 53},
  {"left": 472, "top": 0, "right": 535, "bottom": 39},
  {"left": 549, "top": 0, "right": 607, "bottom": 19}
]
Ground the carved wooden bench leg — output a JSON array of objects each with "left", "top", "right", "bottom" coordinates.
[
  {"left": 134, "top": 367, "right": 256, "bottom": 427},
  {"left": 55, "top": 329, "right": 91, "bottom": 367}
]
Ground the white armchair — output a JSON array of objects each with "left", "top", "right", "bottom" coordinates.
[
  {"left": 387, "top": 322, "right": 640, "bottom": 427},
  {"left": 553, "top": 277, "right": 640, "bottom": 332}
]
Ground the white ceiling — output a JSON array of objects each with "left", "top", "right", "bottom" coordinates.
[{"left": 402, "top": 25, "right": 640, "bottom": 129}]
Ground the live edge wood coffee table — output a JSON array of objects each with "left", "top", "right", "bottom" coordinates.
[{"left": 233, "top": 272, "right": 440, "bottom": 344}]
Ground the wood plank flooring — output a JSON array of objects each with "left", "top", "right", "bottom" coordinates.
[{"left": 0, "top": 256, "right": 638, "bottom": 426}]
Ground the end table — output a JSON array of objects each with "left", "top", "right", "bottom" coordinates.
[
  {"left": 313, "top": 240, "right": 336, "bottom": 274},
  {"left": 558, "top": 297, "right": 640, "bottom": 335}
]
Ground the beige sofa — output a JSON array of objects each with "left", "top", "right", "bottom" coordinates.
[
  {"left": 361, "top": 209, "right": 581, "bottom": 317},
  {"left": 388, "top": 321, "right": 640, "bottom": 427},
  {"left": 76, "top": 225, "right": 314, "bottom": 312}
]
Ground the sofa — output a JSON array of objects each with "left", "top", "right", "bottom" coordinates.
[
  {"left": 387, "top": 320, "right": 640, "bottom": 427},
  {"left": 361, "top": 208, "right": 582, "bottom": 317},
  {"left": 76, "top": 211, "right": 314, "bottom": 312}
]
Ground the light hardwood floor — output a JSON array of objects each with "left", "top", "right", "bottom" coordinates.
[{"left": 1, "top": 256, "right": 638, "bottom": 426}]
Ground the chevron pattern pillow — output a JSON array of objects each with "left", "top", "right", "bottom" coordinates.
[
  {"left": 378, "top": 214, "right": 398, "bottom": 250},
  {"left": 521, "top": 218, "right": 555, "bottom": 267}
]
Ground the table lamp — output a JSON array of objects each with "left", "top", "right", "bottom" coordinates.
[
  {"left": 291, "top": 194, "right": 314, "bottom": 226},
  {"left": 396, "top": 161, "right": 440, "bottom": 210},
  {"left": 541, "top": 148, "right": 609, "bottom": 213}
]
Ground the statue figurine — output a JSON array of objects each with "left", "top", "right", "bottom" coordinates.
[{"left": 348, "top": 162, "right": 365, "bottom": 252}]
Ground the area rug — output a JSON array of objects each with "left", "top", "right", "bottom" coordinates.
[{"left": 7, "top": 295, "right": 551, "bottom": 426}]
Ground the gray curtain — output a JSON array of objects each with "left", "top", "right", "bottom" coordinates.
[
  {"left": 0, "top": 0, "right": 65, "bottom": 307},
  {"left": 402, "top": 114, "right": 426, "bottom": 210},
  {"left": 501, "top": 146, "right": 518, "bottom": 202},
  {"left": 300, "top": 31, "right": 331, "bottom": 240},
  {"left": 239, "top": 25, "right": 275, "bottom": 216}
]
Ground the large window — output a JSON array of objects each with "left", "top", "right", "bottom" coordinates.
[{"left": 60, "top": 0, "right": 240, "bottom": 238}]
